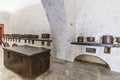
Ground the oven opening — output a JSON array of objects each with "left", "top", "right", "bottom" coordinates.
[{"left": 74, "top": 54, "right": 110, "bottom": 69}]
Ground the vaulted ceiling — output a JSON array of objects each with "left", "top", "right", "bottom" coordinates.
[{"left": 0, "top": 0, "right": 40, "bottom": 12}]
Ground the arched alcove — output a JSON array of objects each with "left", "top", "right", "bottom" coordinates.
[
  {"left": 74, "top": 54, "right": 110, "bottom": 69},
  {"left": 12, "top": 43, "right": 18, "bottom": 47}
]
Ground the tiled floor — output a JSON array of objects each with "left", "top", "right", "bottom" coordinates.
[{"left": 0, "top": 47, "right": 120, "bottom": 80}]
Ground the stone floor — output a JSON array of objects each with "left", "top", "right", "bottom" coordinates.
[{"left": 0, "top": 47, "right": 120, "bottom": 80}]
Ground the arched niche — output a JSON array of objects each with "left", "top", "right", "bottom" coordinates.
[{"left": 74, "top": 54, "right": 110, "bottom": 69}]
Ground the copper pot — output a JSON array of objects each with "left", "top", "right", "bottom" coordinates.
[
  {"left": 116, "top": 37, "right": 120, "bottom": 43},
  {"left": 86, "top": 37, "right": 95, "bottom": 42},
  {"left": 102, "top": 35, "right": 114, "bottom": 44},
  {"left": 41, "top": 34, "right": 50, "bottom": 38},
  {"left": 30, "top": 35, "right": 39, "bottom": 38},
  {"left": 24, "top": 34, "right": 31, "bottom": 38},
  {"left": 77, "top": 36, "right": 84, "bottom": 42}
]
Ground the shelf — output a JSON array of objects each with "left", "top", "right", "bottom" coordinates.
[
  {"left": 23, "top": 38, "right": 52, "bottom": 42},
  {"left": 3, "top": 37, "right": 52, "bottom": 42},
  {"left": 71, "top": 42, "right": 120, "bottom": 48}
]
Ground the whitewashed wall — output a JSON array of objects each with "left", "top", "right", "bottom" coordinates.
[
  {"left": 2, "top": 1, "right": 53, "bottom": 55},
  {"left": 41, "top": 0, "right": 71, "bottom": 60},
  {"left": 0, "top": 0, "right": 40, "bottom": 12},
  {"left": 75, "top": 0, "right": 120, "bottom": 72},
  {"left": 0, "top": 11, "right": 9, "bottom": 33},
  {"left": 8, "top": 1, "right": 50, "bottom": 35},
  {"left": 41, "top": 0, "right": 120, "bottom": 72}
]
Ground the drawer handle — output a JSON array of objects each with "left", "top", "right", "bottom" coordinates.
[{"left": 40, "top": 57, "right": 45, "bottom": 63}]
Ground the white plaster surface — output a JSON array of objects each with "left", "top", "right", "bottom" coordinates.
[
  {"left": 0, "top": 11, "right": 9, "bottom": 33},
  {"left": 75, "top": 0, "right": 120, "bottom": 72},
  {"left": 0, "top": 0, "right": 53, "bottom": 55},
  {"left": 8, "top": 2, "right": 50, "bottom": 35},
  {"left": 41, "top": 0, "right": 120, "bottom": 72},
  {"left": 41, "top": 0, "right": 71, "bottom": 60},
  {"left": 0, "top": 0, "right": 40, "bottom": 12}
]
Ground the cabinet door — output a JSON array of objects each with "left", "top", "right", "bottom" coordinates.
[
  {"left": 0, "top": 24, "right": 4, "bottom": 45},
  {"left": 0, "top": 24, "right": 4, "bottom": 38}
]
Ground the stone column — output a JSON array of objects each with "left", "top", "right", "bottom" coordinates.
[{"left": 41, "top": 0, "right": 71, "bottom": 60}]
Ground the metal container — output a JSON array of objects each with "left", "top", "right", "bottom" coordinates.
[
  {"left": 24, "top": 34, "right": 31, "bottom": 38},
  {"left": 41, "top": 34, "right": 50, "bottom": 39},
  {"left": 102, "top": 35, "right": 114, "bottom": 44},
  {"left": 86, "top": 37, "right": 95, "bottom": 42},
  {"left": 116, "top": 37, "right": 120, "bottom": 43},
  {"left": 77, "top": 36, "right": 84, "bottom": 42},
  {"left": 30, "top": 35, "right": 39, "bottom": 38}
]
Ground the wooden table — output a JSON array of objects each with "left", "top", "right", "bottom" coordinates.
[{"left": 3, "top": 45, "right": 51, "bottom": 79}]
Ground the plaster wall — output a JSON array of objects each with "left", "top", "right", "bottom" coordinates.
[
  {"left": 0, "top": 0, "right": 40, "bottom": 12},
  {"left": 41, "top": 0, "right": 120, "bottom": 72},
  {"left": 0, "top": 11, "right": 9, "bottom": 33},
  {"left": 41, "top": 0, "right": 71, "bottom": 60},
  {"left": 8, "top": 1, "right": 50, "bottom": 35},
  {"left": 75, "top": 0, "right": 120, "bottom": 72}
]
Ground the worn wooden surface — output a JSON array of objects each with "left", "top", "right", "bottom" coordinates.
[{"left": 3, "top": 45, "right": 51, "bottom": 79}]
